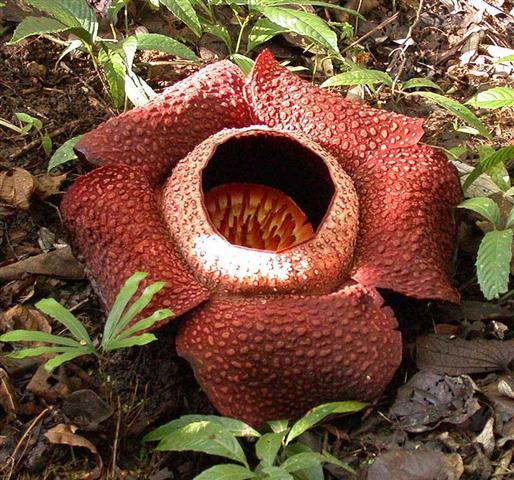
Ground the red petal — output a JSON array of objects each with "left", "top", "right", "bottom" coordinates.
[
  {"left": 75, "top": 61, "right": 252, "bottom": 186},
  {"left": 352, "top": 145, "right": 461, "bottom": 302},
  {"left": 176, "top": 283, "right": 401, "bottom": 427},
  {"left": 61, "top": 165, "right": 209, "bottom": 325},
  {"left": 245, "top": 50, "right": 424, "bottom": 173}
]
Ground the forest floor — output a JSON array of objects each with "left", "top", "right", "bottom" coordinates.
[{"left": 1, "top": 0, "right": 514, "bottom": 479}]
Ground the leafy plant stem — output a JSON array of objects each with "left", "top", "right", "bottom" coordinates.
[
  {"left": 235, "top": 13, "right": 252, "bottom": 54},
  {"left": 86, "top": 43, "right": 109, "bottom": 97}
]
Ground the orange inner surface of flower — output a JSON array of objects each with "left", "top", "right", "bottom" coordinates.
[{"left": 204, "top": 183, "right": 314, "bottom": 251}]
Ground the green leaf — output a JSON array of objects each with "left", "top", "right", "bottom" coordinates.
[
  {"left": 256, "top": 432, "right": 286, "bottom": 466},
  {"left": 286, "top": 401, "right": 366, "bottom": 445},
  {"left": 155, "top": 421, "right": 249, "bottom": 466},
  {"left": 42, "top": 134, "right": 53, "bottom": 156},
  {"left": 466, "top": 86, "right": 514, "bottom": 110},
  {"left": 281, "top": 452, "right": 323, "bottom": 473},
  {"left": 102, "top": 333, "right": 157, "bottom": 351},
  {"left": 36, "top": 298, "right": 93, "bottom": 346},
  {"left": 488, "top": 162, "right": 511, "bottom": 192},
  {"left": 247, "top": 17, "right": 286, "bottom": 52},
  {"left": 268, "top": 419, "right": 289, "bottom": 433},
  {"left": 144, "top": 414, "right": 260, "bottom": 442},
  {"left": 259, "top": 466, "right": 293, "bottom": 479},
  {"left": 260, "top": 0, "right": 364, "bottom": 20},
  {"left": 321, "top": 451, "right": 355, "bottom": 475},
  {"left": 321, "top": 69, "right": 393, "bottom": 88},
  {"left": 135, "top": 32, "right": 198, "bottom": 60},
  {"left": 8, "top": 346, "right": 82, "bottom": 359},
  {"left": 25, "top": 0, "right": 98, "bottom": 42},
  {"left": 43, "top": 348, "right": 92, "bottom": 372},
  {"left": 0, "top": 330, "right": 81, "bottom": 347},
  {"left": 458, "top": 198, "right": 501, "bottom": 227},
  {"left": 114, "top": 309, "right": 173, "bottom": 341},
  {"left": 15, "top": 112, "right": 42, "bottom": 131},
  {"left": 124, "top": 70, "right": 157, "bottom": 107},
  {"left": 48, "top": 135, "right": 83, "bottom": 171},
  {"left": 230, "top": 54, "right": 255, "bottom": 75},
  {"left": 463, "top": 146, "right": 514, "bottom": 191},
  {"left": 401, "top": 77, "right": 442, "bottom": 91},
  {"left": 495, "top": 55, "right": 514, "bottom": 63},
  {"left": 203, "top": 23, "right": 233, "bottom": 51},
  {"left": 8, "top": 16, "right": 69, "bottom": 44},
  {"left": 283, "top": 443, "right": 323, "bottom": 480},
  {"left": 102, "top": 272, "right": 147, "bottom": 347},
  {"left": 98, "top": 47, "right": 126, "bottom": 109},
  {"left": 193, "top": 465, "right": 256, "bottom": 480},
  {"left": 257, "top": 6, "right": 340, "bottom": 57},
  {"left": 412, "top": 91, "right": 491, "bottom": 139},
  {"left": 159, "top": 0, "right": 202, "bottom": 37},
  {"left": 476, "top": 229, "right": 513, "bottom": 300},
  {"left": 506, "top": 207, "right": 514, "bottom": 229}
]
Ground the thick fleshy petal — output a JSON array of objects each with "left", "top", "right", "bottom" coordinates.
[
  {"left": 61, "top": 165, "right": 209, "bottom": 324},
  {"left": 352, "top": 145, "right": 461, "bottom": 302},
  {"left": 245, "top": 50, "right": 424, "bottom": 173},
  {"left": 176, "top": 283, "right": 402, "bottom": 427},
  {"left": 74, "top": 61, "right": 252, "bottom": 186}
]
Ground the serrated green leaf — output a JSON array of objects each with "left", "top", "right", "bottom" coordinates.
[
  {"left": 0, "top": 330, "right": 81, "bottom": 347},
  {"left": 412, "top": 91, "right": 491, "bottom": 139},
  {"left": 36, "top": 298, "right": 93, "bottom": 346},
  {"left": 256, "top": 432, "right": 286, "bottom": 466},
  {"left": 135, "top": 32, "right": 198, "bottom": 60},
  {"left": 204, "top": 23, "right": 233, "bottom": 51},
  {"left": 281, "top": 452, "right": 323, "bottom": 473},
  {"left": 257, "top": 6, "right": 340, "bottom": 57},
  {"left": 155, "top": 421, "right": 249, "bottom": 466},
  {"left": 247, "top": 17, "right": 286, "bottom": 52},
  {"left": 321, "top": 69, "right": 392, "bottom": 88},
  {"left": 463, "top": 146, "right": 514, "bottom": 191},
  {"left": 98, "top": 47, "right": 126, "bottom": 109},
  {"left": 102, "top": 333, "right": 157, "bottom": 350},
  {"left": 230, "top": 54, "right": 255, "bottom": 75},
  {"left": 8, "top": 16, "right": 69, "bottom": 44},
  {"left": 159, "top": 0, "right": 202, "bottom": 37},
  {"left": 48, "top": 135, "right": 83, "bottom": 171},
  {"left": 286, "top": 401, "right": 366, "bottom": 445},
  {"left": 401, "top": 77, "right": 442, "bottom": 91},
  {"left": 466, "top": 87, "right": 514, "bottom": 110},
  {"left": 458, "top": 198, "right": 501, "bottom": 227},
  {"left": 44, "top": 348, "right": 92, "bottom": 372},
  {"left": 144, "top": 414, "right": 260, "bottom": 442},
  {"left": 193, "top": 465, "right": 256, "bottom": 480},
  {"left": 476, "top": 229, "right": 513, "bottom": 300}
]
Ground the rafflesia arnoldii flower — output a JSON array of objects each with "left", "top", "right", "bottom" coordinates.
[{"left": 61, "top": 50, "right": 461, "bottom": 427}]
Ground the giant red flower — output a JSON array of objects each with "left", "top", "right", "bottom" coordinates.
[{"left": 61, "top": 50, "right": 461, "bottom": 427}]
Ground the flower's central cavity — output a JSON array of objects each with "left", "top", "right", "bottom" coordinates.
[
  {"left": 204, "top": 183, "right": 314, "bottom": 251},
  {"left": 202, "top": 132, "right": 335, "bottom": 251}
]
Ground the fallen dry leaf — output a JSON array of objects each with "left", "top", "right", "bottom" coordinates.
[
  {"left": 62, "top": 389, "right": 113, "bottom": 431},
  {"left": 0, "top": 167, "right": 35, "bottom": 210},
  {"left": 390, "top": 372, "right": 481, "bottom": 432},
  {"left": 0, "top": 304, "right": 51, "bottom": 335},
  {"left": 416, "top": 335, "right": 514, "bottom": 375},
  {"left": 366, "top": 449, "right": 464, "bottom": 480},
  {"left": 0, "top": 246, "right": 84, "bottom": 281},
  {"left": 34, "top": 172, "right": 67, "bottom": 199}
]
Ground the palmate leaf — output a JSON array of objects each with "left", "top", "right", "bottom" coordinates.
[
  {"left": 8, "top": 17, "right": 69, "bottom": 44},
  {"left": 458, "top": 198, "right": 501, "bottom": 227},
  {"left": 257, "top": 6, "right": 340, "bottom": 57},
  {"left": 321, "top": 69, "right": 393, "bottom": 88},
  {"left": 159, "top": 0, "right": 202, "bottom": 37},
  {"left": 476, "top": 229, "right": 513, "bottom": 300}
]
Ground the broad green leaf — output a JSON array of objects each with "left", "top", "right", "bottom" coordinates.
[
  {"left": 135, "top": 33, "right": 198, "bottom": 60},
  {"left": 144, "top": 414, "right": 260, "bottom": 442},
  {"left": 48, "top": 135, "right": 83, "bottom": 171},
  {"left": 446, "top": 146, "right": 467, "bottom": 160},
  {"left": 463, "top": 146, "right": 514, "bottom": 191},
  {"left": 257, "top": 6, "right": 340, "bottom": 57},
  {"left": 286, "top": 401, "right": 366, "bottom": 444},
  {"left": 159, "top": 0, "right": 202, "bottom": 37},
  {"left": 193, "top": 465, "right": 256, "bottom": 480},
  {"left": 476, "top": 229, "right": 513, "bottom": 300},
  {"left": 44, "top": 348, "right": 92, "bottom": 372},
  {"left": 102, "top": 333, "right": 157, "bottom": 351},
  {"left": 466, "top": 86, "right": 514, "bottom": 110},
  {"left": 259, "top": 466, "right": 293, "bottom": 479},
  {"left": 8, "top": 346, "right": 83, "bottom": 359},
  {"left": 113, "top": 309, "right": 173, "bottom": 341},
  {"left": 156, "top": 421, "right": 249, "bottom": 466},
  {"left": 260, "top": 0, "right": 364, "bottom": 20},
  {"left": 281, "top": 452, "right": 323, "bottom": 473},
  {"left": 36, "top": 298, "right": 92, "bottom": 346},
  {"left": 401, "top": 77, "right": 442, "bottom": 91},
  {"left": 495, "top": 55, "right": 514, "bottom": 63},
  {"left": 0, "top": 330, "right": 81, "bottom": 347},
  {"left": 102, "top": 272, "right": 147, "bottom": 346},
  {"left": 321, "top": 451, "right": 356, "bottom": 474},
  {"left": 256, "top": 432, "right": 286, "bottom": 466},
  {"left": 321, "top": 69, "right": 392, "bottom": 88},
  {"left": 98, "top": 47, "right": 126, "bottom": 109},
  {"left": 506, "top": 207, "right": 514, "bottom": 229},
  {"left": 25, "top": 0, "right": 98, "bottom": 42},
  {"left": 204, "top": 23, "right": 233, "bottom": 51},
  {"left": 268, "top": 419, "right": 289, "bottom": 433},
  {"left": 283, "top": 443, "right": 323, "bottom": 480},
  {"left": 458, "top": 198, "right": 501, "bottom": 227},
  {"left": 489, "top": 162, "right": 511, "bottom": 192},
  {"left": 412, "top": 91, "right": 491, "bottom": 139},
  {"left": 230, "top": 54, "right": 255, "bottom": 75},
  {"left": 247, "top": 17, "right": 286, "bottom": 52},
  {"left": 8, "top": 17, "right": 69, "bottom": 44}
]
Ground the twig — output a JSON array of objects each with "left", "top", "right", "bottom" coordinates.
[
  {"left": 110, "top": 396, "right": 122, "bottom": 479},
  {"left": 8, "top": 119, "right": 82, "bottom": 161},
  {"left": 340, "top": 13, "right": 400, "bottom": 55}
]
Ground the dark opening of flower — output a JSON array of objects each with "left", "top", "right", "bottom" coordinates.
[{"left": 61, "top": 50, "right": 461, "bottom": 427}]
